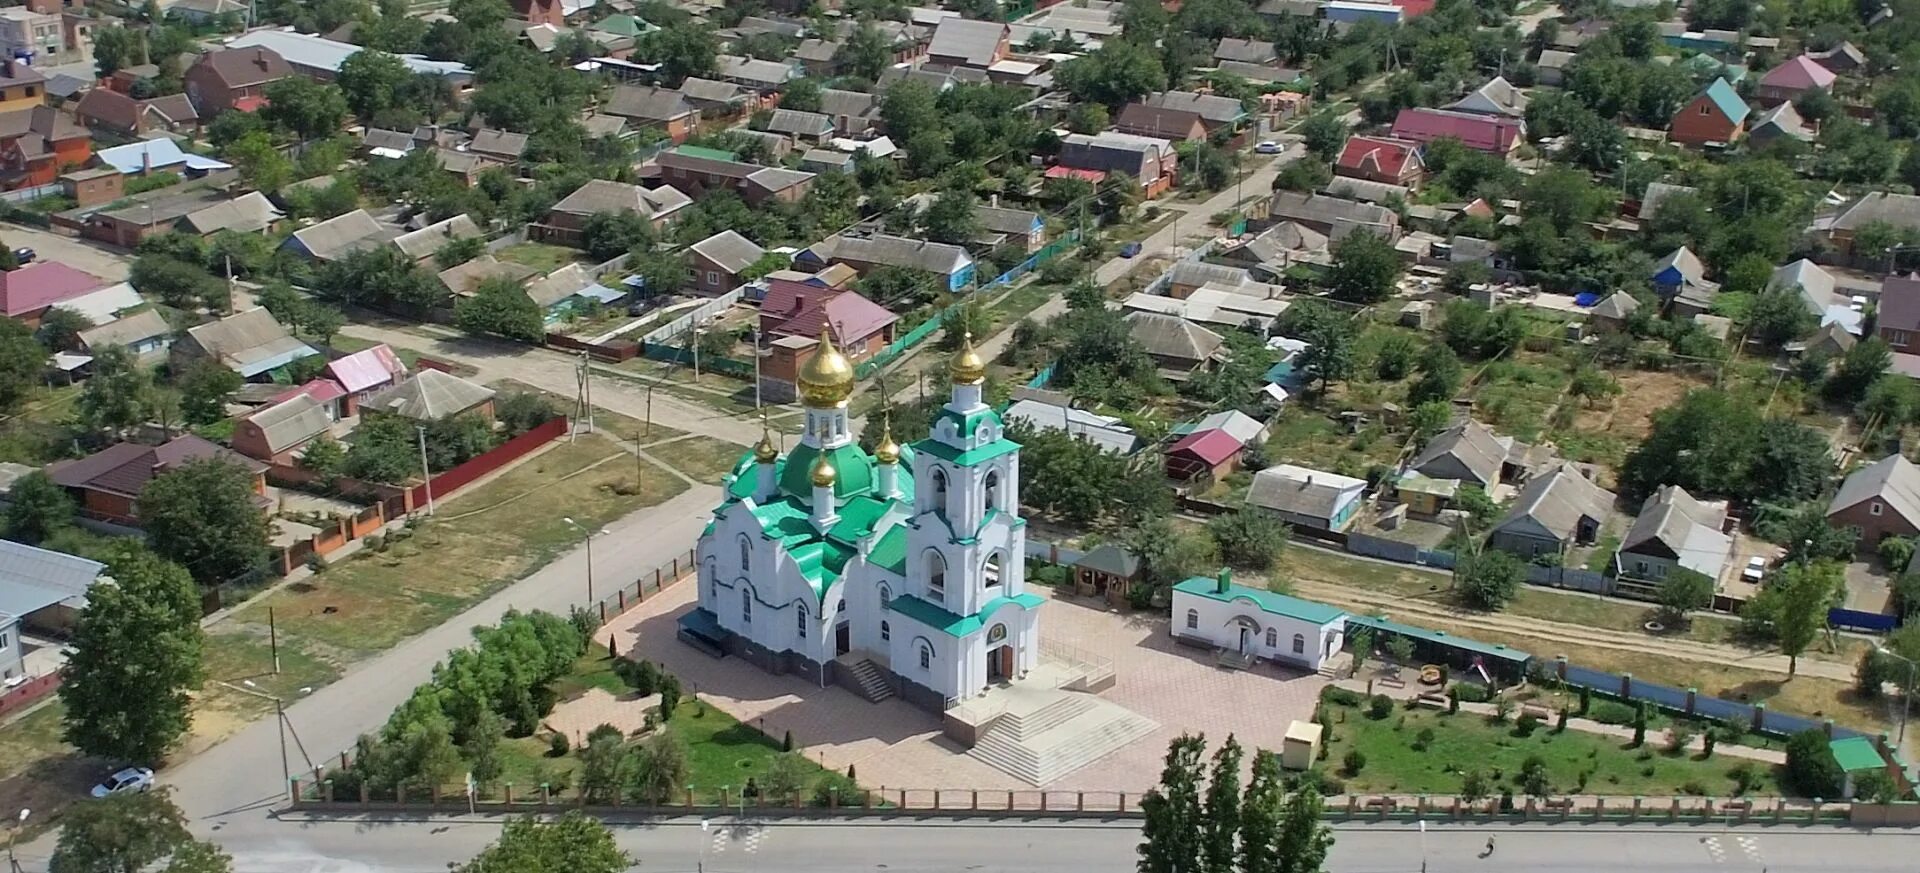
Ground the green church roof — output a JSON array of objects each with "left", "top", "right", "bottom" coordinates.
[{"left": 889, "top": 591, "right": 1044, "bottom": 638}]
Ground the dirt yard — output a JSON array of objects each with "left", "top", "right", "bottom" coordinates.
[{"left": 1571, "top": 369, "right": 1709, "bottom": 441}]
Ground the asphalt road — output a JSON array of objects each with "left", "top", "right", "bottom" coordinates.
[{"left": 21, "top": 814, "right": 1920, "bottom": 873}]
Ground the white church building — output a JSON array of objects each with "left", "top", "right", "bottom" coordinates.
[{"left": 682, "top": 329, "right": 1044, "bottom": 711}]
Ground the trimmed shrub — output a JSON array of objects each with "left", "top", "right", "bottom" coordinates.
[
  {"left": 1367, "top": 694, "right": 1394, "bottom": 720},
  {"left": 1588, "top": 701, "right": 1637, "bottom": 725}
]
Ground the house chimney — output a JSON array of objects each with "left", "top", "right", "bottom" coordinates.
[
  {"left": 1216, "top": 567, "right": 1231, "bottom": 594},
  {"left": 254, "top": 47, "right": 266, "bottom": 68},
  {"left": 990, "top": 193, "right": 999, "bottom": 208},
  {"left": 141, "top": 147, "right": 152, "bottom": 175}
]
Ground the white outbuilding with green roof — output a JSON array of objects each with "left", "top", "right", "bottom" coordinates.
[{"left": 1172, "top": 571, "right": 1349, "bottom": 672}]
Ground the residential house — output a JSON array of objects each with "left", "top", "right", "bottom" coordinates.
[
  {"left": 1774, "top": 258, "right": 1862, "bottom": 336},
  {"left": 1614, "top": 484, "right": 1732, "bottom": 595},
  {"left": 1267, "top": 190, "right": 1400, "bottom": 241},
  {"left": 1827, "top": 453, "right": 1920, "bottom": 544},
  {"left": 1810, "top": 41, "right": 1866, "bottom": 76},
  {"left": 177, "top": 191, "right": 283, "bottom": 237},
  {"left": 1213, "top": 37, "right": 1277, "bottom": 66},
  {"left": 651, "top": 146, "right": 815, "bottom": 205},
  {"left": 1213, "top": 221, "right": 1329, "bottom": 276},
  {"left": 45, "top": 434, "right": 267, "bottom": 527},
  {"left": 533, "top": 178, "right": 692, "bottom": 247},
  {"left": 283, "top": 209, "right": 393, "bottom": 263},
  {"left": 1172, "top": 572, "right": 1348, "bottom": 671},
  {"left": 714, "top": 54, "right": 796, "bottom": 97},
  {"left": 1409, "top": 418, "right": 1510, "bottom": 490},
  {"left": 0, "top": 538, "right": 104, "bottom": 635},
  {"left": 51, "top": 282, "right": 141, "bottom": 327},
  {"left": 818, "top": 87, "right": 878, "bottom": 137},
  {"left": 512, "top": 0, "right": 564, "bottom": 26},
  {"left": 1652, "top": 246, "right": 1717, "bottom": 315},
  {"left": 1446, "top": 76, "right": 1529, "bottom": 117},
  {"left": 1588, "top": 291, "right": 1640, "bottom": 334},
  {"left": 925, "top": 17, "right": 1009, "bottom": 69},
  {"left": 975, "top": 203, "right": 1046, "bottom": 253},
  {"left": 799, "top": 148, "right": 852, "bottom": 174},
  {"left": 92, "top": 137, "right": 229, "bottom": 178},
  {"left": 798, "top": 231, "right": 976, "bottom": 292},
  {"left": 1669, "top": 78, "right": 1749, "bottom": 146},
  {"left": 1321, "top": 176, "right": 1407, "bottom": 206},
  {"left": 793, "top": 38, "right": 843, "bottom": 77},
  {"left": 1487, "top": 463, "right": 1615, "bottom": 560},
  {"left": 363, "top": 369, "right": 498, "bottom": 422},
  {"left": 225, "top": 30, "right": 473, "bottom": 85},
  {"left": 1168, "top": 261, "right": 1252, "bottom": 298},
  {"left": 1757, "top": 54, "right": 1837, "bottom": 106},
  {"left": 0, "top": 105, "right": 87, "bottom": 188},
  {"left": 71, "top": 89, "right": 200, "bottom": 136},
  {"left": 1246, "top": 464, "right": 1367, "bottom": 533},
  {"left": 688, "top": 229, "right": 766, "bottom": 296},
  {"left": 391, "top": 214, "right": 482, "bottom": 266},
  {"left": 1877, "top": 274, "right": 1920, "bottom": 353},
  {"left": 602, "top": 85, "right": 697, "bottom": 142},
  {"left": 0, "top": 7, "right": 60, "bottom": 61},
  {"left": 1002, "top": 393, "right": 1139, "bottom": 455},
  {"left": 1113, "top": 103, "right": 1209, "bottom": 142},
  {"left": 1141, "top": 90, "right": 1246, "bottom": 132},
  {"left": 1334, "top": 136, "right": 1424, "bottom": 188},
  {"left": 0, "top": 59, "right": 45, "bottom": 114},
  {"left": 325, "top": 344, "right": 407, "bottom": 415},
  {"left": 1057, "top": 131, "right": 1178, "bottom": 198},
  {"left": 1126, "top": 311, "right": 1224, "bottom": 383},
  {"left": 1814, "top": 192, "right": 1920, "bottom": 256},
  {"left": 172, "top": 307, "right": 319, "bottom": 380},
  {"left": 1389, "top": 107, "right": 1523, "bottom": 156},
  {"left": 1637, "top": 182, "right": 1697, "bottom": 222},
  {"left": 524, "top": 263, "right": 623, "bottom": 318},
  {"left": 1071, "top": 543, "right": 1141, "bottom": 606},
  {"left": 1536, "top": 49, "right": 1576, "bottom": 86},
  {"left": 437, "top": 255, "right": 539, "bottom": 297},
  {"left": 59, "top": 166, "right": 120, "bottom": 208},
  {"left": 678, "top": 77, "right": 749, "bottom": 115},
  {"left": 0, "top": 262, "right": 103, "bottom": 326},
  {"left": 1747, "top": 101, "right": 1815, "bottom": 147},
  {"left": 231, "top": 394, "right": 332, "bottom": 464},
  {"left": 74, "top": 309, "right": 172, "bottom": 359},
  {"left": 1163, "top": 428, "right": 1245, "bottom": 481},
  {"left": 763, "top": 108, "right": 835, "bottom": 145},
  {"left": 183, "top": 46, "right": 293, "bottom": 116},
  {"left": 467, "top": 129, "right": 529, "bottom": 165},
  {"left": 754, "top": 276, "right": 896, "bottom": 402}
]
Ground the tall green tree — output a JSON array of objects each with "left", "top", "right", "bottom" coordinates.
[
  {"left": 1275, "top": 782, "right": 1334, "bottom": 873},
  {"left": 50, "top": 789, "right": 230, "bottom": 873},
  {"left": 178, "top": 358, "right": 242, "bottom": 426},
  {"left": 460, "top": 813, "right": 629, "bottom": 873},
  {"left": 1138, "top": 734, "right": 1207, "bottom": 873},
  {"left": 78, "top": 346, "right": 154, "bottom": 435},
  {"left": 1201, "top": 735, "right": 1243, "bottom": 873},
  {"left": 140, "top": 458, "right": 272, "bottom": 585},
  {"left": 263, "top": 75, "right": 350, "bottom": 140},
  {"left": 1325, "top": 231, "right": 1401, "bottom": 303},
  {"left": 337, "top": 49, "right": 412, "bottom": 121},
  {"left": 456, "top": 277, "right": 546, "bottom": 343},
  {"left": 1277, "top": 301, "right": 1355, "bottom": 393},
  {"left": 1237, "top": 750, "right": 1285, "bottom": 873},
  {"left": 60, "top": 548, "right": 205, "bottom": 765},
  {"left": 6, "top": 469, "right": 73, "bottom": 544},
  {"left": 1773, "top": 561, "right": 1840, "bottom": 678}
]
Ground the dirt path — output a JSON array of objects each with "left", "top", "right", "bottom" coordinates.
[{"left": 1289, "top": 578, "right": 1857, "bottom": 683}]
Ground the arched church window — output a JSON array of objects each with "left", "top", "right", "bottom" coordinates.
[
  {"left": 983, "top": 552, "right": 1003, "bottom": 588},
  {"left": 1292, "top": 634, "right": 1305, "bottom": 655},
  {"left": 984, "top": 470, "right": 1001, "bottom": 512},
  {"left": 926, "top": 551, "right": 946, "bottom": 601},
  {"left": 738, "top": 534, "right": 751, "bottom": 573},
  {"left": 1266, "top": 629, "right": 1278, "bottom": 648},
  {"left": 930, "top": 468, "right": 948, "bottom": 509},
  {"left": 918, "top": 643, "right": 932, "bottom": 670},
  {"left": 1186, "top": 609, "right": 1198, "bottom": 629},
  {"left": 879, "top": 584, "right": 892, "bottom": 611},
  {"left": 881, "top": 620, "right": 891, "bottom": 642},
  {"left": 741, "top": 588, "right": 752, "bottom": 625},
  {"left": 797, "top": 602, "right": 809, "bottom": 638}
]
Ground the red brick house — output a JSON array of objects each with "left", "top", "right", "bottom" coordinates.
[
  {"left": 46, "top": 435, "right": 268, "bottom": 527},
  {"left": 0, "top": 106, "right": 88, "bottom": 189},
  {"left": 1669, "top": 78, "right": 1750, "bottom": 147},
  {"left": 1756, "top": 54, "right": 1837, "bottom": 107},
  {"left": 1335, "top": 135, "right": 1425, "bottom": 188},
  {"left": 1163, "top": 428, "right": 1243, "bottom": 481},
  {"left": 184, "top": 46, "right": 293, "bottom": 117},
  {"left": 1827, "top": 453, "right": 1920, "bottom": 545},
  {"left": 756, "top": 273, "right": 897, "bottom": 401},
  {"left": 1113, "top": 103, "right": 1208, "bottom": 142}
]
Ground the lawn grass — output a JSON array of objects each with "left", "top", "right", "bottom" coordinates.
[
  {"left": 985, "top": 280, "right": 1058, "bottom": 328},
  {"left": 0, "top": 385, "right": 82, "bottom": 465},
  {"left": 647, "top": 436, "right": 748, "bottom": 485},
  {"left": 227, "top": 434, "right": 686, "bottom": 656},
  {"left": 0, "top": 704, "right": 68, "bottom": 782},
  {"left": 1322, "top": 700, "right": 1778, "bottom": 797},
  {"left": 497, "top": 242, "right": 581, "bottom": 272},
  {"left": 1471, "top": 358, "right": 1570, "bottom": 442},
  {"left": 197, "top": 628, "right": 344, "bottom": 720}
]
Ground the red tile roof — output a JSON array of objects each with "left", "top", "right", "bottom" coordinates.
[
  {"left": 767, "top": 287, "right": 897, "bottom": 343},
  {"left": 1044, "top": 165, "right": 1106, "bottom": 182},
  {"left": 0, "top": 262, "right": 106, "bottom": 317},
  {"left": 1389, "top": 108, "right": 1522, "bottom": 154},
  {"left": 1336, "top": 135, "right": 1420, "bottom": 179},
  {"left": 1166, "top": 428, "right": 1242, "bottom": 466},
  {"left": 1760, "top": 54, "right": 1838, "bottom": 92},
  {"left": 326, "top": 344, "right": 407, "bottom": 394},
  {"left": 271, "top": 378, "right": 347, "bottom": 406}
]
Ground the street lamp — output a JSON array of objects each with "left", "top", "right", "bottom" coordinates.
[
  {"left": 8, "top": 808, "right": 29, "bottom": 873},
  {"left": 1878, "top": 644, "right": 1918, "bottom": 744},
  {"left": 563, "top": 518, "right": 608, "bottom": 604}
]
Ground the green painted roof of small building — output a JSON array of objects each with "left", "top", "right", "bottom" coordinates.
[
  {"left": 1174, "top": 576, "right": 1347, "bottom": 625},
  {"left": 675, "top": 145, "right": 739, "bottom": 162},
  {"left": 889, "top": 591, "right": 1044, "bottom": 638},
  {"left": 1830, "top": 736, "right": 1883, "bottom": 772},
  {"left": 590, "top": 13, "right": 654, "bottom": 35}
]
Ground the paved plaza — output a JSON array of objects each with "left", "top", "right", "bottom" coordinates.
[{"left": 609, "top": 582, "right": 1329, "bottom": 792}]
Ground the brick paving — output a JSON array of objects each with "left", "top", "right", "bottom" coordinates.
[
  {"left": 607, "top": 583, "right": 1328, "bottom": 793},
  {"left": 545, "top": 688, "right": 659, "bottom": 747}
]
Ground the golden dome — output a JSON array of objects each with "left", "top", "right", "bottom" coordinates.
[
  {"left": 809, "top": 452, "right": 837, "bottom": 488},
  {"left": 798, "top": 328, "right": 854, "bottom": 408},
  {"left": 874, "top": 418, "right": 900, "bottom": 465},
  {"left": 753, "top": 428, "right": 778, "bottom": 464},
  {"left": 950, "top": 331, "right": 986, "bottom": 385}
]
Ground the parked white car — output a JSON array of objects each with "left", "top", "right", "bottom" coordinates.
[
  {"left": 1255, "top": 140, "right": 1283, "bottom": 154},
  {"left": 90, "top": 767, "right": 154, "bottom": 798},
  {"left": 1742, "top": 556, "right": 1768, "bottom": 583}
]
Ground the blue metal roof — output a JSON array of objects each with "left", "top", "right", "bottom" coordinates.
[
  {"left": 95, "top": 139, "right": 233, "bottom": 176},
  {"left": 1701, "top": 78, "right": 1750, "bottom": 125}
]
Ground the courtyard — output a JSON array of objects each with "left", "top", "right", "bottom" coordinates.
[{"left": 611, "top": 580, "right": 1329, "bottom": 793}]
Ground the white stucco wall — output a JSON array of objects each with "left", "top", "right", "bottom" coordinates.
[{"left": 1171, "top": 589, "right": 1347, "bottom": 672}]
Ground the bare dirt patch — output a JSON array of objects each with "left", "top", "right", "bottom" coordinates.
[{"left": 1571, "top": 369, "right": 1707, "bottom": 440}]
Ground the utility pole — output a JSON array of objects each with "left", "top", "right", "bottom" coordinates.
[
  {"left": 753, "top": 326, "right": 762, "bottom": 410},
  {"left": 269, "top": 606, "right": 279, "bottom": 674},
  {"left": 416, "top": 425, "right": 435, "bottom": 516}
]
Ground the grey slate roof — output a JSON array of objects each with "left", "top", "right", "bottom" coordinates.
[
  {"left": 550, "top": 179, "right": 692, "bottom": 220},
  {"left": 1411, "top": 418, "right": 1506, "bottom": 487},
  {"left": 1825, "top": 192, "right": 1920, "bottom": 233},
  {"left": 289, "top": 209, "right": 391, "bottom": 261},
  {"left": 469, "top": 129, "right": 529, "bottom": 160},
  {"left": 765, "top": 108, "right": 835, "bottom": 137},
  {"left": 811, "top": 232, "right": 970, "bottom": 275},
  {"left": 679, "top": 77, "right": 745, "bottom": 105},
  {"left": 1171, "top": 261, "right": 1252, "bottom": 289},
  {"left": 927, "top": 17, "right": 1007, "bottom": 66},
  {"left": 690, "top": 229, "right": 766, "bottom": 273},
  {"left": 184, "top": 307, "right": 317, "bottom": 374},
  {"left": 1247, "top": 463, "right": 1367, "bottom": 521},
  {"left": 1829, "top": 453, "right": 1920, "bottom": 525},
  {"left": 975, "top": 204, "right": 1042, "bottom": 236},
  {"left": 0, "top": 539, "right": 104, "bottom": 618},
  {"left": 1492, "top": 463, "right": 1616, "bottom": 543},
  {"left": 438, "top": 255, "right": 540, "bottom": 295},
  {"left": 1447, "top": 76, "right": 1529, "bottom": 117},
  {"left": 1003, "top": 397, "right": 1139, "bottom": 455},
  {"left": 819, "top": 88, "right": 878, "bottom": 121},
  {"left": 1141, "top": 90, "right": 1244, "bottom": 125},
  {"left": 1124, "top": 311, "right": 1225, "bottom": 362},
  {"left": 365, "top": 369, "right": 498, "bottom": 421},
  {"left": 1073, "top": 543, "right": 1141, "bottom": 577},
  {"left": 1620, "top": 483, "right": 1732, "bottom": 578},
  {"left": 392, "top": 214, "right": 482, "bottom": 261},
  {"left": 1590, "top": 291, "right": 1640, "bottom": 320},
  {"left": 248, "top": 394, "right": 330, "bottom": 454},
  {"left": 1214, "top": 37, "right": 1276, "bottom": 64},
  {"left": 716, "top": 54, "right": 797, "bottom": 87},
  {"left": 604, "top": 85, "right": 696, "bottom": 122},
  {"left": 178, "top": 192, "right": 283, "bottom": 235},
  {"left": 78, "top": 309, "right": 171, "bottom": 351},
  {"left": 524, "top": 263, "right": 598, "bottom": 308},
  {"left": 1637, "top": 182, "right": 1696, "bottom": 221}
]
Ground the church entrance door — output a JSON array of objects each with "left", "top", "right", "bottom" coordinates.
[{"left": 835, "top": 622, "right": 851, "bottom": 656}]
